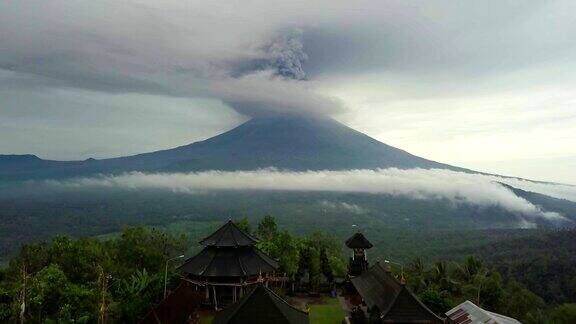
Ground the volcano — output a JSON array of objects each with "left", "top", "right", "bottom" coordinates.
[
  {"left": 2, "top": 114, "right": 576, "bottom": 262},
  {"left": 0, "top": 115, "right": 465, "bottom": 181}
]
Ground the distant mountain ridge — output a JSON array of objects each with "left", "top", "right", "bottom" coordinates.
[{"left": 0, "top": 115, "right": 466, "bottom": 181}]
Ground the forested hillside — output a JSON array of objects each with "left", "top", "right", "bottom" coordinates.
[
  {"left": 0, "top": 185, "right": 547, "bottom": 262},
  {"left": 478, "top": 229, "right": 576, "bottom": 304}
]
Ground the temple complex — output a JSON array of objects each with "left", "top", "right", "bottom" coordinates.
[{"left": 141, "top": 223, "right": 523, "bottom": 323}]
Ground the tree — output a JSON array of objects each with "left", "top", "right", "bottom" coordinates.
[
  {"left": 500, "top": 280, "right": 545, "bottom": 321},
  {"left": 257, "top": 215, "right": 278, "bottom": 241},
  {"left": 406, "top": 257, "right": 428, "bottom": 293},
  {"left": 307, "top": 232, "right": 346, "bottom": 277},
  {"left": 455, "top": 256, "right": 483, "bottom": 283},
  {"left": 320, "top": 248, "right": 334, "bottom": 283},
  {"left": 114, "top": 269, "right": 162, "bottom": 323},
  {"left": 258, "top": 230, "right": 300, "bottom": 276},
  {"left": 27, "top": 264, "right": 95, "bottom": 323},
  {"left": 113, "top": 227, "right": 186, "bottom": 275},
  {"left": 235, "top": 217, "right": 252, "bottom": 234},
  {"left": 418, "top": 288, "right": 452, "bottom": 315},
  {"left": 477, "top": 272, "right": 503, "bottom": 310},
  {"left": 308, "top": 247, "right": 321, "bottom": 291},
  {"left": 430, "top": 261, "right": 456, "bottom": 293},
  {"left": 1, "top": 227, "right": 188, "bottom": 323},
  {"left": 549, "top": 304, "right": 576, "bottom": 324},
  {"left": 49, "top": 236, "right": 110, "bottom": 283}
]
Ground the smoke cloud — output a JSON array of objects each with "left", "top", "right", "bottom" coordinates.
[
  {"left": 47, "top": 168, "right": 575, "bottom": 224},
  {"left": 0, "top": 2, "right": 341, "bottom": 118}
]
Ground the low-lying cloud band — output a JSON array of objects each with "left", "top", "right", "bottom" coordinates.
[{"left": 47, "top": 168, "right": 576, "bottom": 224}]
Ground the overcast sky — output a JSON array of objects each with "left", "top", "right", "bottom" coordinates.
[{"left": 1, "top": 1, "right": 575, "bottom": 183}]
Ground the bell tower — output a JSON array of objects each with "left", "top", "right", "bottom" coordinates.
[{"left": 345, "top": 232, "right": 373, "bottom": 276}]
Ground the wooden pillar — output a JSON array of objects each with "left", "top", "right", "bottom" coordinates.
[
  {"left": 212, "top": 285, "right": 218, "bottom": 310},
  {"left": 205, "top": 286, "right": 209, "bottom": 302},
  {"left": 232, "top": 286, "right": 236, "bottom": 302}
]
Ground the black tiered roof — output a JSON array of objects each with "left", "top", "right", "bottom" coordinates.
[
  {"left": 179, "top": 246, "right": 278, "bottom": 277},
  {"left": 351, "top": 263, "right": 444, "bottom": 323},
  {"left": 179, "top": 220, "right": 278, "bottom": 278},
  {"left": 199, "top": 220, "right": 258, "bottom": 247},
  {"left": 345, "top": 232, "right": 373, "bottom": 249},
  {"left": 213, "top": 285, "right": 309, "bottom": 324}
]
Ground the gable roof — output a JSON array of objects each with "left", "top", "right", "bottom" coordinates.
[
  {"left": 381, "top": 286, "right": 444, "bottom": 323},
  {"left": 199, "top": 220, "right": 258, "bottom": 247},
  {"left": 213, "top": 285, "right": 309, "bottom": 324},
  {"left": 179, "top": 246, "right": 278, "bottom": 277},
  {"left": 351, "top": 263, "right": 402, "bottom": 311},
  {"left": 446, "top": 300, "right": 521, "bottom": 324},
  {"left": 351, "top": 263, "right": 443, "bottom": 323},
  {"left": 140, "top": 280, "right": 202, "bottom": 324},
  {"left": 345, "top": 232, "right": 373, "bottom": 249}
]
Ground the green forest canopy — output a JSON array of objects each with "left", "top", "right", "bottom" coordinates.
[{"left": 0, "top": 217, "right": 574, "bottom": 323}]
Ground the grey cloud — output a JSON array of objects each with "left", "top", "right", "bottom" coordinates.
[
  {"left": 4, "top": 1, "right": 574, "bottom": 117},
  {"left": 0, "top": 1, "right": 333, "bottom": 117}
]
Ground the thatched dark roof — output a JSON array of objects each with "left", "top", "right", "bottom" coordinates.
[
  {"left": 140, "top": 281, "right": 202, "bottom": 324},
  {"left": 345, "top": 232, "right": 373, "bottom": 249},
  {"left": 199, "top": 220, "right": 258, "bottom": 247},
  {"left": 351, "top": 263, "right": 399, "bottom": 311},
  {"left": 213, "top": 285, "right": 309, "bottom": 324},
  {"left": 179, "top": 246, "right": 278, "bottom": 277},
  {"left": 351, "top": 263, "right": 443, "bottom": 323}
]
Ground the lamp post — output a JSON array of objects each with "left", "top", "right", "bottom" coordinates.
[{"left": 164, "top": 255, "right": 185, "bottom": 298}]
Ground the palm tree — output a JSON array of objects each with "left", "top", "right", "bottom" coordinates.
[
  {"left": 431, "top": 261, "right": 457, "bottom": 292},
  {"left": 406, "top": 258, "right": 428, "bottom": 293},
  {"left": 455, "top": 256, "right": 483, "bottom": 283}
]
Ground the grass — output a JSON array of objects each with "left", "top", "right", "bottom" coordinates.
[
  {"left": 199, "top": 314, "right": 214, "bottom": 324},
  {"left": 308, "top": 297, "right": 345, "bottom": 324}
]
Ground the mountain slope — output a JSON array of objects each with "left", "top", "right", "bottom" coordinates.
[{"left": 0, "top": 115, "right": 464, "bottom": 181}]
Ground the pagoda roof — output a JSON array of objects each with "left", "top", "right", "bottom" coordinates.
[
  {"left": 213, "top": 285, "right": 309, "bottom": 324},
  {"left": 199, "top": 220, "right": 258, "bottom": 247},
  {"left": 179, "top": 246, "right": 278, "bottom": 278},
  {"left": 345, "top": 232, "right": 373, "bottom": 249},
  {"left": 351, "top": 263, "right": 443, "bottom": 323}
]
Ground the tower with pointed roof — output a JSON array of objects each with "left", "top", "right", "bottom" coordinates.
[
  {"left": 178, "top": 220, "right": 279, "bottom": 309},
  {"left": 345, "top": 232, "right": 373, "bottom": 276}
]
